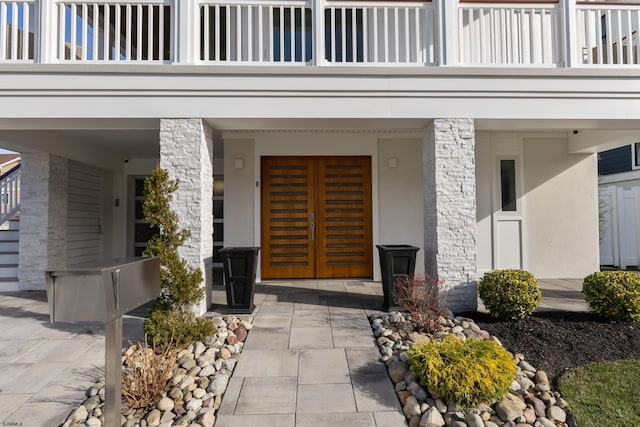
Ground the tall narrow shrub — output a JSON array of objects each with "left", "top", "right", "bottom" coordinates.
[{"left": 142, "top": 167, "right": 214, "bottom": 346}]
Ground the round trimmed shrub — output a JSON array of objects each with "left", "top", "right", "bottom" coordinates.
[
  {"left": 583, "top": 271, "right": 640, "bottom": 321},
  {"left": 478, "top": 269, "right": 542, "bottom": 320},
  {"left": 407, "top": 335, "right": 516, "bottom": 407}
]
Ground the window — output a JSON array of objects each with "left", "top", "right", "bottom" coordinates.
[
  {"left": 633, "top": 142, "right": 640, "bottom": 169},
  {"left": 500, "top": 159, "right": 517, "bottom": 212}
]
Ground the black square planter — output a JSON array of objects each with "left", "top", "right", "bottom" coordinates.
[
  {"left": 219, "top": 247, "right": 260, "bottom": 314},
  {"left": 376, "top": 244, "right": 420, "bottom": 311}
]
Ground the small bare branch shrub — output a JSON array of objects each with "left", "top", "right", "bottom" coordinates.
[
  {"left": 121, "top": 336, "right": 179, "bottom": 411},
  {"left": 394, "top": 273, "right": 448, "bottom": 333}
]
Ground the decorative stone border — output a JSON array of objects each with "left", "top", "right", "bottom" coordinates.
[
  {"left": 61, "top": 315, "right": 252, "bottom": 427},
  {"left": 369, "top": 311, "right": 577, "bottom": 427}
]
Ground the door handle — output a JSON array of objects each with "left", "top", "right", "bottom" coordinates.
[{"left": 310, "top": 213, "right": 316, "bottom": 241}]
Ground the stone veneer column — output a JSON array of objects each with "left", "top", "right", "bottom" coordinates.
[
  {"left": 159, "top": 119, "right": 214, "bottom": 315},
  {"left": 18, "top": 153, "right": 68, "bottom": 290},
  {"left": 423, "top": 119, "right": 477, "bottom": 313}
]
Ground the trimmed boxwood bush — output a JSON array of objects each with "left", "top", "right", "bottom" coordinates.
[
  {"left": 583, "top": 271, "right": 640, "bottom": 321},
  {"left": 407, "top": 335, "right": 516, "bottom": 407},
  {"left": 478, "top": 269, "right": 542, "bottom": 320}
]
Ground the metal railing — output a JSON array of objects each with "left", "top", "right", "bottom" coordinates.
[{"left": 2, "top": 0, "right": 640, "bottom": 67}]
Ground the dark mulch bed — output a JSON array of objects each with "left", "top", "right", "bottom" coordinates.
[{"left": 463, "top": 310, "right": 640, "bottom": 386}]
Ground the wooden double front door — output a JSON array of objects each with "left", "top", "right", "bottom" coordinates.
[{"left": 261, "top": 156, "right": 373, "bottom": 279}]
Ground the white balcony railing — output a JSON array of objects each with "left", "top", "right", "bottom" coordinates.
[
  {"left": 1, "top": 0, "right": 640, "bottom": 67},
  {"left": 199, "top": 0, "right": 311, "bottom": 63},
  {"left": 458, "top": 2, "right": 561, "bottom": 66},
  {"left": 53, "top": 0, "right": 172, "bottom": 62},
  {"left": 322, "top": 1, "right": 436, "bottom": 65},
  {"left": 576, "top": 2, "right": 639, "bottom": 66},
  {"left": 0, "top": 1, "right": 35, "bottom": 61}
]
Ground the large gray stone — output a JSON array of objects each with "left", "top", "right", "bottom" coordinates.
[
  {"left": 403, "top": 396, "right": 421, "bottom": 418},
  {"left": 388, "top": 360, "right": 409, "bottom": 384},
  {"left": 419, "top": 407, "right": 445, "bottom": 427},
  {"left": 495, "top": 397, "right": 524, "bottom": 422}
]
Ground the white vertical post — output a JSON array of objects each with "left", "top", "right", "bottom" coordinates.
[
  {"left": 562, "top": 0, "right": 576, "bottom": 67},
  {"left": 436, "top": 0, "right": 457, "bottom": 65},
  {"left": 312, "top": 0, "right": 324, "bottom": 65},
  {"left": 38, "top": 0, "right": 56, "bottom": 62},
  {"left": 177, "top": 0, "right": 197, "bottom": 63}
]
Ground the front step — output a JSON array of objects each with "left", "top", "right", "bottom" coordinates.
[
  {"left": 0, "top": 218, "right": 19, "bottom": 292},
  {"left": 0, "top": 252, "right": 18, "bottom": 264},
  {"left": 0, "top": 230, "right": 18, "bottom": 240},
  {"left": 0, "top": 278, "right": 19, "bottom": 292},
  {"left": 0, "top": 264, "right": 18, "bottom": 279}
]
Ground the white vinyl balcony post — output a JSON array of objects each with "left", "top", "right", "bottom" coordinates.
[
  {"left": 312, "top": 0, "right": 325, "bottom": 65},
  {"left": 38, "top": 0, "right": 56, "bottom": 63},
  {"left": 562, "top": 0, "right": 577, "bottom": 67},
  {"left": 436, "top": 0, "right": 458, "bottom": 65},
  {"left": 177, "top": 0, "right": 198, "bottom": 63}
]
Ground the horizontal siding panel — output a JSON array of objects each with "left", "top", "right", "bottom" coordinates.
[
  {"left": 68, "top": 253, "right": 101, "bottom": 265},
  {"left": 67, "top": 194, "right": 101, "bottom": 206},
  {"left": 68, "top": 185, "right": 101, "bottom": 198},
  {"left": 67, "top": 217, "right": 100, "bottom": 227},
  {"left": 67, "top": 161, "right": 103, "bottom": 265},
  {"left": 67, "top": 239, "right": 101, "bottom": 250},
  {"left": 68, "top": 202, "right": 100, "bottom": 212},
  {"left": 68, "top": 167, "right": 102, "bottom": 180},
  {"left": 68, "top": 225, "right": 101, "bottom": 234},
  {"left": 68, "top": 177, "right": 101, "bottom": 191},
  {"left": 67, "top": 209, "right": 102, "bottom": 219},
  {"left": 67, "top": 247, "right": 101, "bottom": 258}
]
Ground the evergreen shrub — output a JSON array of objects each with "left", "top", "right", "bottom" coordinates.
[
  {"left": 583, "top": 271, "right": 640, "bottom": 321},
  {"left": 142, "top": 168, "right": 215, "bottom": 346},
  {"left": 478, "top": 269, "right": 542, "bottom": 320},
  {"left": 407, "top": 335, "right": 516, "bottom": 407}
]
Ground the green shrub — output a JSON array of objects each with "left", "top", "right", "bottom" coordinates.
[
  {"left": 582, "top": 271, "right": 640, "bottom": 321},
  {"left": 408, "top": 335, "right": 516, "bottom": 407},
  {"left": 142, "top": 168, "right": 211, "bottom": 346},
  {"left": 478, "top": 269, "right": 542, "bottom": 320},
  {"left": 144, "top": 308, "right": 216, "bottom": 348}
]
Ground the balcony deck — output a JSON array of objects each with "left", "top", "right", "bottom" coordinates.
[{"left": 1, "top": 0, "right": 639, "bottom": 68}]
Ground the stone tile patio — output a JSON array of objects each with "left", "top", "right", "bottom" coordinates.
[{"left": 0, "top": 278, "right": 589, "bottom": 426}]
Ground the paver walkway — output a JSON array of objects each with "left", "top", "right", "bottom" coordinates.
[
  {"left": 211, "top": 280, "right": 405, "bottom": 427},
  {"left": 0, "top": 278, "right": 589, "bottom": 426}
]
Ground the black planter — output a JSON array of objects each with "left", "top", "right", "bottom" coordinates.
[
  {"left": 219, "top": 247, "right": 260, "bottom": 314},
  {"left": 376, "top": 244, "right": 420, "bottom": 311}
]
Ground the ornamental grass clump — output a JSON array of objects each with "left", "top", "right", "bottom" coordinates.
[
  {"left": 583, "top": 271, "right": 640, "bottom": 321},
  {"left": 122, "top": 336, "right": 179, "bottom": 410},
  {"left": 394, "top": 273, "right": 448, "bottom": 333},
  {"left": 407, "top": 335, "right": 516, "bottom": 407},
  {"left": 142, "top": 168, "right": 215, "bottom": 346},
  {"left": 478, "top": 269, "right": 542, "bottom": 320}
]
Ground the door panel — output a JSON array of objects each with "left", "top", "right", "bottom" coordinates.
[
  {"left": 261, "top": 157, "right": 316, "bottom": 279},
  {"left": 317, "top": 157, "right": 372, "bottom": 278},
  {"left": 261, "top": 156, "right": 372, "bottom": 279}
]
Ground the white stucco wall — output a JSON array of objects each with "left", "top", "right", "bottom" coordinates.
[
  {"left": 475, "top": 132, "right": 493, "bottom": 275},
  {"left": 524, "top": 138, "right": 599, "bottom": 278},
  {"left": 223, "top": 131, "right": 426, "bottom": 280},
  {"left": 377, "top": 138, "right": 424, "bottom": 274},
  {"left": 223, "top": 138, "right": 255, "bottom": 247},
  {"left": 107, "top": 158, "right": 158, "bottom": 259},
  {"left": 475, "top": 132, "right": 599, "bottom": 279}
]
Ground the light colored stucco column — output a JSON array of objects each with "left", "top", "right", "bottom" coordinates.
[
  {"left": 159, "top": 119, "right": 214, "bottom": 315},
  {"left": 18, "top": 153, "right": 68, "bottom": 290},
  {"left": 423, "top": 119, "right": 477, "bottom": 313}
]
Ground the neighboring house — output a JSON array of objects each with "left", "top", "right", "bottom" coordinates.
[
  {"left": 1, "top": 0, "right": 639, "bottom": 313},
  {"left": 598, "top": 142, "right": 640, "bottom": 268}
]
